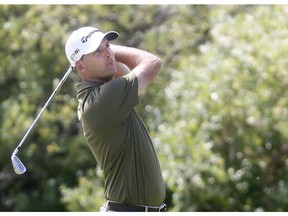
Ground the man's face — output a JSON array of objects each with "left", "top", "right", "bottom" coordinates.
[{"left": 78, "top": 38, "right": 117, "bottom": 82}]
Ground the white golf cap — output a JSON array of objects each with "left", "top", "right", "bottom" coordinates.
[{"left": 65, "top": 26, "right": 119, "bottom": 67}]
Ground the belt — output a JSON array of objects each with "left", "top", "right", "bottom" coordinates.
[{"left": 106, "top": 200, "right": 167, "bottom": 212}]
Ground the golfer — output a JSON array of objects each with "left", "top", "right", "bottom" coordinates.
[{"left": 65, "top": 26, "right": 166, "bottom": 212}]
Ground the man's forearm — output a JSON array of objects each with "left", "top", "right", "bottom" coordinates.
[{"left": 111, "top": 44, "right": 162, "bottom": 93}]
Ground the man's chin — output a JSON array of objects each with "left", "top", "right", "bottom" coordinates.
[{"left": 104, "top": 73, "right": 116, "bottom": 82}]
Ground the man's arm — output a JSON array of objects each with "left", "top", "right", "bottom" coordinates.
[
  {"left": 111, "top": 44, "right": 162, "bottom": 94},
  {"left": 113, "top": 62, "right": 131, "bottom": 79}
]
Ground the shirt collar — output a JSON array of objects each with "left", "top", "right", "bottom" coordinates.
[{"left": 75, "top": 81, "right": 102, "bottom": 94}]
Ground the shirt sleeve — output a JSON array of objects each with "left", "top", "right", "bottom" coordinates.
[{"left": 92, "top": 72, "right": 139, "bottom": 123}]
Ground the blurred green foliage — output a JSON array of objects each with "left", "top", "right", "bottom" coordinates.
[{"left": 1, "top": 5, "right": 288, "bottom": 212}]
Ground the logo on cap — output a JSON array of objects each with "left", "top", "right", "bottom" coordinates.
[
  {"left": 81, "top": 29, "right": 100, "bottom": 43},
  {"left": 70, "top": 48, "right": 80, "bottom": 61}
]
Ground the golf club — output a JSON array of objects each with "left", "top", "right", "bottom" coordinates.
[{"left": 11, "top": 66, "right": 74, "bottom": 174}]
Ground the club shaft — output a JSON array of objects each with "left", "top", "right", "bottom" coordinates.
[{"left": 12, "top": 66, "right": 73, "bottom": 156}]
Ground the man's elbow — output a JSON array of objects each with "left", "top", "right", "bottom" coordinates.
[{"left": 152, "top": 56, "right": 162, "bottom": 74}]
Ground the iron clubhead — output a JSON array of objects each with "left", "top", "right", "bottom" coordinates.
[{"left": 11, "top": 155, "right": 26, "bottom": 175}]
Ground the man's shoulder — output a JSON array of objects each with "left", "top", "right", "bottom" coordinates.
[{"left": 75, "top": 81, "right": 102, "bottom": 93}]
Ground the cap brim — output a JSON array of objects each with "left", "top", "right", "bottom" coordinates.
[
  {"left": 83, "top": 31, "right": 119, "bottom": 56},
  {"left": 104, "top": 31, "right": 119, "bottom": 41}
]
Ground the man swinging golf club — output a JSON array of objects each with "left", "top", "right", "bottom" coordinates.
[{"left": 65, "top": 26, "right": 166, "bottom": 212}]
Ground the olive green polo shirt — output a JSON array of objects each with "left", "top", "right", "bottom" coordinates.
[{"left": 76, "top": 72, "right": 165, "bottom": 206}]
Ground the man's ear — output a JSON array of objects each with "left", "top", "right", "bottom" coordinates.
[{"left": 75, "top": 60, "right": 85, "bottom": 73}]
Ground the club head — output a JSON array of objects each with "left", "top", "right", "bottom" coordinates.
[{"left": 11, "top": 155, "right": 27, "bottom": 175}]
